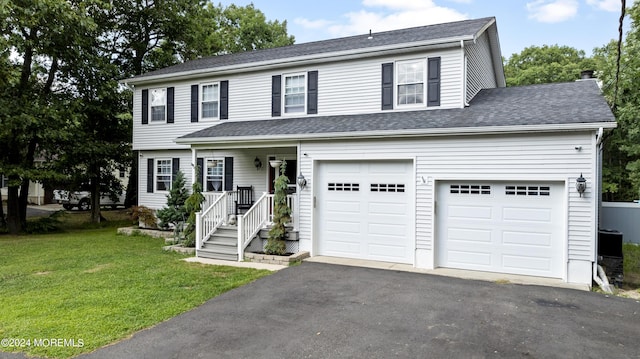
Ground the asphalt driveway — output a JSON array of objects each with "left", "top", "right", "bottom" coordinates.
[
  {"left": 69, "top": 262, "right": 640, "bottom": 359},
  {"left": 3, "top": 262, "right": 639, "bottom": 359}
]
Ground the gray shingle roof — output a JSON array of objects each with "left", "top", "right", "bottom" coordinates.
[
  {"left": 130, "top": 17, "right": 495, "bottom": 81},
  {"left": 178, "top": 81, "right": 615, "bottom": 142}
]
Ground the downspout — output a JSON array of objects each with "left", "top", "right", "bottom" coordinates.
[
  {"left": 461, "top": 40, "right": 470, "bottom": 107},
  {"left": 593, "top": 127, "right": 611, "bottom": 292}
]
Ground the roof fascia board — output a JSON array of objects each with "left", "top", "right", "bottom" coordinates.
[
  {"left": 175, "top": 122, "right": 617, "bottom": 145},
  {"left": 123, "top": 37, "right": 469, "bottom": 86}
]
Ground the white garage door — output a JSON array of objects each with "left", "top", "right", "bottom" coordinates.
[
  {"left": 436, "top": 182, "right": 565, "bottom": 278},
  {"left": 316, "top": 160, "right": 414, "bottom": 264}
]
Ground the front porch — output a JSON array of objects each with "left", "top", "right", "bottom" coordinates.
[
  {"left": 189, "top": 145, "right": 303, "bottom": 262},
  {"left": 195, "top": 191, "right": 298, "bottom": 261}
]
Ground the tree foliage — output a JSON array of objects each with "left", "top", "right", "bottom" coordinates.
[
  {"left": 504, "top": 45, "right": 595, "bottom": 86},
  {"left": 156, "top": 171, "right": 189, "bottom": 229},
  {"left": 594, "top": 2, "right": 640, "bottom": 201},
  {"left": 265, "top": 161, "right": 291, "bottom": 255},
  {"left": 0, "top": 0, "right": 293, "bottom": 233}
]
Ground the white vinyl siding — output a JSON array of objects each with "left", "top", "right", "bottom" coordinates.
[
  {"left": 465, "top": 32, "right": 498, "bottom": 103},
  {"left": 299, "top": 131, "right": 597, "bottom": 267},
  {"left": 139, "top": 148, "right": 278, "bottom": 210}
]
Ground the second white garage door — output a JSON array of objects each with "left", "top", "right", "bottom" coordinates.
[
  {"left": 316, "top": 160, "right": 414, "bottom": 264},
  {"left": 436, "top": 182, "right": 565, "bottom": 278}
]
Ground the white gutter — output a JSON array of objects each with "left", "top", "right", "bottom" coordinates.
[
  {"left": 595, "top": 127, "right": 604, "bottom": 145},
  {"left": 123, "top": 36, "right": 472, "bottom": 86},
  {"left": 175, "top": 122, "right": 617, "bottom": 145}
]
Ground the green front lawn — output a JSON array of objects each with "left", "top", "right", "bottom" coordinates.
[{"left": 0, "top": 225, "right": 271, "bottom": 358}]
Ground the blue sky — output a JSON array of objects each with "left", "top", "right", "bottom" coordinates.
[{"left": 220, "top": 0, "right": 630, "bottom": 58}]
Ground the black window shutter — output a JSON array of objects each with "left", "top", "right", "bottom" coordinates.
[
  {"left": 191, "top": 85, "right": 199, "bottom": 122},
  {"left": 224, "top": 157, "right": 233, "bottom": 191},
  {"left": 307, "top": 71, "right": 318, "bottom": 115},
  {"left": 220, "top": 80, "right": 229, "bottom": 120},
  {"left": 381, "top": 63, "right": 394, "bottom": 110},
  {"left": 197, "top": 157, "right": 204, "bottom": 190},
  {"left": 172, "top": 158, "right": 180, "bottom": 186},
  {"left": 146, "top": 158, "right": 154, "bottom": 193},
  {"left": 141, "top": 89, "right": 149, "bottom": 124},
  {"left": 271, "top": 75, "right": 281, "bottom": 117},
  {"left": 167, "top": 87, "right": 175, "bottom": 123},
  {"left": 427, "top": 57, "right": 441, "bottom": 107}
]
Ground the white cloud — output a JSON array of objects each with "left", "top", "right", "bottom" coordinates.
[
  {"left": 295, "top": 0, "right": 468, "bottom": 39},
  {"left": 586, "top": 0, "right": 620, "bottom": 12},
  {"left": 526, "top": 0, "right": 579, "bottom": 23}
]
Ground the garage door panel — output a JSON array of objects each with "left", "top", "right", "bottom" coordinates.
[
  {"left": 317, "top": 160, "right": 414, "bottom": 264},
  {"left": 448, "top": 228, "right": 492, "bottom": 243},
  {"left": 449, "top": 205, "right": 493, "bottom": 220},
  {"left": 437, "top": 181, "right": 564, "bottom": 278},
  {"left": 448, "top": 250, "right": 492, "bottom": 266},
  {"left": 502, "top": 231, "right": 551, "bottom": 247},
  {"left": 502, "top": 207, "right": 552, "bottom": 223},
  {"left": 502, "top": 255, "right": 552, "bottom": 272}
]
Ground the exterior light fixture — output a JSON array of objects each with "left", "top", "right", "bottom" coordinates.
[
  {"left": 297, "top": 173, "right": 307, "bottom": 190},
  {"left": 254, "top": 156, "right": 262, "bottom": 170},
  {"left": 576, "top": 173, "right": 586, "bottom": 197}
]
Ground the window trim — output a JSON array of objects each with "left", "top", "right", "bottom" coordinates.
[
  {"left": 395, "top": 59, "right": 427, "bottom": 109},
  {"left": 204, "top": 157, "right": 225, "bottom": 192},
  {"left": 155, "top": 158, "right": 173, "bottom": 193},
  {"left": 282, "top": 72, "right": 307, "bottom": 115},
  {"left": 149, "top": 88, "right": 167, "bottom": 123},
  {"left": 200, "top": 82, "right": 220, "bottom": 120}
]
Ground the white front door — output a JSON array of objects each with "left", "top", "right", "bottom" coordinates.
[
  {"left": 316, "top": 160, "right": 414, "bottom": 264},
  {"left": 436, "top": 182, "right": 565, "bottom": 278}
]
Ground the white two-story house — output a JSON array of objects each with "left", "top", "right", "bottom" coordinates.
[{"left": 124, "top": 17, "right": 616, "bottom": 286}]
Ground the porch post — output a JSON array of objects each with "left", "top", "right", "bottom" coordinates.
[{"left": 191, "top": 148, "right": 197, "bottom": 186}]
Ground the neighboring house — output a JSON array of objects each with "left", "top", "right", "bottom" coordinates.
[
  {"left": 1, "top": 159, "right": 52, "bottom": 205},
  {"left": 124, "top": 17, "right": 616, "bottom": 286}
]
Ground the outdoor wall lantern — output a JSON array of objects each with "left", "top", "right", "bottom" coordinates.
[
  {"left": 254, "top": 156, "right": 262, "bottom": 170},
  {"left": 576, "top": 173, "right": 587, "bottom": 197},
  {"left": 297, "top": 173, "right": 307, "bottom": 190}
]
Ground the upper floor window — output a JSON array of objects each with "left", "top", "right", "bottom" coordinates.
[
  {"left": 156, "top": 159, "right": 172, "bottom": 191},
  {"left": 201, "top": 83, "right": 219, "bottom": 119},
  {"left": 284, "top": 74, "right": 306, "bottom": 114},
  {"left": 397, "top": 60, "right": 425, "bottom": 106},
  {"left": 206, "top": 158, "right": 224, "bottom": 192},
  {"left": 150, "top": 88, "right": 166, "bottom": 122}
]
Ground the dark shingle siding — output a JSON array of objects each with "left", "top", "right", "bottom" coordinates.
[
  {"left": 178, "top": 81, "right": 615, "bottom": 141},
  {"left": 129, "top": 18, "right": 494, "bottom": 81}
]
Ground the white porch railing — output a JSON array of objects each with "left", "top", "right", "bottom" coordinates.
[
  {"left": 196, "top": 192, "right": 228, "bottom": 251},
  {"left": 196, "top": 191, "right": 297, "bottom": 261},
  {"left": 237, "top": 193, "right": 270, "bottom": 261}
]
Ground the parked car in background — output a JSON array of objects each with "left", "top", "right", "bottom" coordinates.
[{"left": 54, "top": 189, "right": 125, "bottom": 211}]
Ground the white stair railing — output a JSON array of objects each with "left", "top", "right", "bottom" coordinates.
[
  {"left": 237, "top": 192, "right": 269, "bottom": 261},
  {"left": 196, "top": 192, "right": 228, "bottom": 254}
]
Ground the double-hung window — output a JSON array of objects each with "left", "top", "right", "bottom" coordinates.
[
  {"left": 397, "top": 60, "right": 425, "bottom": 106},
  {"left": 284, "top": 74, "right": 306, "bottom": 114},
  {"left": 150, "top": 88, "right": 167, "bottom": 122},
  {"left": 201, "top": 83, "right": 219, "bottom": 119},
  {"left": 205, "top": 158, "right": 224, "bottom": 192},
  {"left": 156, "top": 159, "right": 172, "bottom": 191}
]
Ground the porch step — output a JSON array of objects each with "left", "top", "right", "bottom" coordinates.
[
  {"left": 198, "top": 225, "right": 238, "bottom": 261},
  {"left": 197, "top": 248, "right": 238, "bottom": 261}
]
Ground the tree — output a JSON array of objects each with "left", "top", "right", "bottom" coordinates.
[
  {"left": 156, "top": 171, "right": 189, "bottom": 229},
  {"left": 594, "top": 2, "right": 640, "bottom": 201},
  {"left": 504, "top": 45, "right": 595, "bottom": 86},
  {"left": 265, "top": 161, "right": 291, "bottom": 255},
  {"left": 183, "top": 173, "right": 205, "bottom": 247},
  {"left": 0, "top": 0, "right": 95, "bottom": 233}
]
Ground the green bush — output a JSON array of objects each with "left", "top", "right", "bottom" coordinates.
[
  {"left": 129, "top": 205, "right": 158, "bottom": 228},
  {"left": 156, "top": 171, "right": 189, "bottom": 229},
  {"left": 24, "top": 211, "right": 65, "bottom": 234},
  {"left": 265, "top": 161, "right": 291, "bottom": 255}
]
